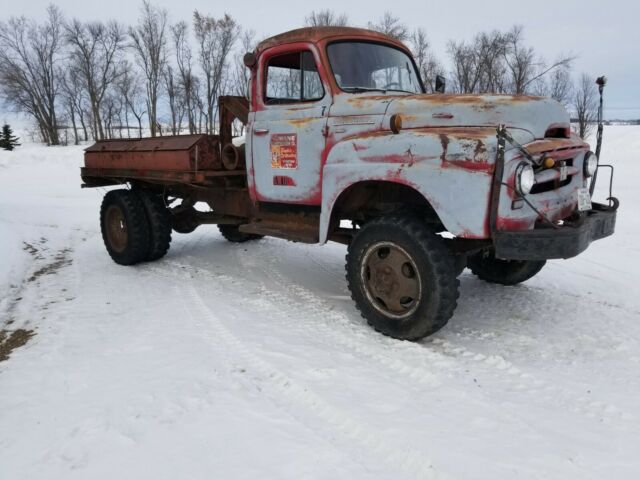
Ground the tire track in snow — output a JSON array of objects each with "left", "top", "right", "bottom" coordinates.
[
  {"left": 160, "top": 257, "right": 447, "bottom": 389},
  {"left": 296, "top": 247, "right": 640, "bottom": 426},
  {"left": 168, "top": 278, "right": 449, "bottom": 480},
  {"left": 146, "top": 236, "right": 639, "bottom": 432},
  {"left": 163, "top": 252, "right": 639, "bottom": 430},
  {"left": 427, "top": 337, "right": 637, "bottom": 424},
  {"left": 236, "top": 241, "right": 640, "bottom": 431}
]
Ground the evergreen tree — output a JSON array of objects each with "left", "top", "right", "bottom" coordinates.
[{"left": 0, "top": 124, "right": 20, "bottom": 151}]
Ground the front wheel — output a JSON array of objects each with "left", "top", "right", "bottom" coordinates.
[
  {"left": 468, "top": 251, "right": 545, "bottom": 285},
  {"left": 346, "top": 215, "right": 459, "bottom": 341}
]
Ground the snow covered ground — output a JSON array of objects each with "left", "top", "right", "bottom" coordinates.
[{"left": 0, "top": 127, "right": 639, "bottom": 479}]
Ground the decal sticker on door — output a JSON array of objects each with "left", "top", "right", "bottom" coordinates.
[{"left": 270, "top": 134, "right": 298, "bottom": 169}]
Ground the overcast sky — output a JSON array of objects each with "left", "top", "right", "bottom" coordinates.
[{"left": 1, "top": 0, "right": 639, "bottom": 119}]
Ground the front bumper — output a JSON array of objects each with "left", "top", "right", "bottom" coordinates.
[{"left": 493, "top": 202, "right": 617, "bottom": 260}]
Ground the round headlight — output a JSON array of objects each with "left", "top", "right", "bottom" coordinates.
[
  {"left": 515, "top": 163, "right": 535, "bottom": 195},
  {"left": 584, "top": 152, "right": 598, "bottom": 177}
]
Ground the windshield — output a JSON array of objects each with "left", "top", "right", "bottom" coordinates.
[{"left": 327, "top": 41, "right": 424, "bottom": 94}]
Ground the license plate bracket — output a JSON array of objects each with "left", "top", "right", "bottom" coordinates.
[{"left": 577, "top": 187, "right": 592, "bottom": 212}]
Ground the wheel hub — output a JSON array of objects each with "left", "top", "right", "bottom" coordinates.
[
  {"left": 371, "top": 265, "right": 397, "bottom": 297},
  {"left": 105, "top": 205, "right": 128, "bottom": 253},
  {"left": 361, "top": 242, "right": 422, "bottom": 318}
]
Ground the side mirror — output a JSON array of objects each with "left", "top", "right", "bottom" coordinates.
[
  {"left": 435, "top": 75, "right": 446, "bottom": 94},
  {"left": 243, "top": 52, "right": 257, "bottom": 68}
]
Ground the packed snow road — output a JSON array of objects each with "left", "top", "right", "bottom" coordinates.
[{"left": 1, "top": 127, "right": 639, "bottom": 479}]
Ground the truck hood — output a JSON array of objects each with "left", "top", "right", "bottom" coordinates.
[
  {"left": 335, "top": 93, "right": 569, "bottom": 140},
  {"left": 386, "top": 94, "right": 569, "bottom": 139}
]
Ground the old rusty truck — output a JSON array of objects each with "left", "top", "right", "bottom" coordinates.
[{"left": 81, "top": 26, "right": 618, "bottom": 341}]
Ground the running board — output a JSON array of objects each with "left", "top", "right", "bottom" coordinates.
[{"left": 239, "top": 221, "right": 319, "bottom": 243}]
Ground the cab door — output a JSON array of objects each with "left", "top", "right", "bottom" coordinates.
[{"left": 249, "top": 46, "right": 330, "bottom": 205}]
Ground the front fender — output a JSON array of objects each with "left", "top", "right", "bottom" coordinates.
[{"left": 319, "top": 128, "right": 503, "bottom": 243}]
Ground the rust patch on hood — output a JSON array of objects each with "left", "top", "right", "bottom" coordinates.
[
  {"left": 345, "top": 95, "right": 394, "bottom": 109},
  {"left": 395, "top": 93, "right": 545, "bottom": 106}
]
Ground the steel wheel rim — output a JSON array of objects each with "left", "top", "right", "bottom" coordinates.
[
  {"left": 105, "top": 205, "right": 128, "bottom": 253},
  {"left": 360, "top": 241, "right": 422, "bottom": 319}
]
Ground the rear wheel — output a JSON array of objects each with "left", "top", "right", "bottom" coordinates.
[
  {"left": 468, "top": 251, "right": 545, "bottom": 285},
  {"left": 100, "top": 189, "right": 150, "bottom": 265},
  {"left": 346, "top": 215, "right": 459, "bottom": 341},
  {"left": 218, "top": 224, "right": 263, "bottom": 243},
  {"left": 138, "top": 190, "right": 172, "bottom": 261}
]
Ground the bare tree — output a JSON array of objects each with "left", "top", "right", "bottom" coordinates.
[
  {"left": 171, "top": 21, "right": 198, "bottom": 133},
  {"left": 448, "top": 26, "right": 574, "bottom": 96},
  {"left": 193, "top": 11, "right": 238, "bottom": 134},
  {"left": 410, "top": 28, "right": 445, "bottom": 93},
  {"left": 502, "top": 26, "right": 534, "bottom": 94},
  {"left": 100, "top": 90, "right": 121, "bottom": 138},
  {"left": 448, "top": 30, "right": 508, "bottom": 94},
  {"left": 533, "top": 67, "right": 573, "bottom": 106},
  {"left": 194, "top": 79, "right": 206, "bottom": 134},
  {"left": 65, "top": 19, "right": 125, "bottom": 140},
  {"left": 368, "top": 12, "right": 408, "bottom": 41},
  {"left": 60, "top": 68, "right": 82, "bottom": 144},
  {"left": 0, "top": 5, "right": 64, "bottom": 145},
  {"left": 232, "top": 29, "right": 256, "bottom": 100},
  {"left": 164, "top": 64, "right": 185, "bottom": 135},
  {"left": 573, "top": 73, "right": 597, "bottom": 139},
  {"left": 448, "top": 41, "right": 479, "bottom": 94},
  {"left": 547, "top": 67, "right": 573, "bottom": 105},
  {"left": 129, "top": 1, "right": 168, "bottom": 137},
  {"left": 116, "top": 65, "right": 146, "bottom": 138},
  {"left": 503, "top": 26, "right": 574, "bottom": 95},
  {"left": 305, "top": 10, "right": 349, "bottom": 27}
]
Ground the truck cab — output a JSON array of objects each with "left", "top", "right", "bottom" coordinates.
[{"left": 82, "top": 27, "right": 618, "bottom": 341}]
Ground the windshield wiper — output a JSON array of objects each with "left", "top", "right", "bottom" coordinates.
[
  {"left": 342, "top": 86, "right": 414, "bottom": 95},
  {"left": 341, "top": 86, "right": 388, "bottom": 94},
  {"left": 385, "top": 88, "right": 416, "bottom": 95}
]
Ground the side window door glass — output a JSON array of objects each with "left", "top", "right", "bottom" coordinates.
[
  {"left": 265, "top": 51, "right": 324, "bottom": 104},
  {"left": 301, "top": 51, "right": 323, "bottom": 100}
]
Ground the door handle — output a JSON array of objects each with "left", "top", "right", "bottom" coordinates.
[{"left": 253, "top": 128, "right": 269, "bottom": 135}]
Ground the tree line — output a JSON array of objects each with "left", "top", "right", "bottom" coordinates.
[{"left": 0, "top": 5, "right": 599, "bottom": 146}]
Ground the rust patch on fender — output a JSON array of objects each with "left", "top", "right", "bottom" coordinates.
[
  {"left": 444, "top": 159, "right": 494, "bottom": 174},
  {"left": 360, "top": 153, "right": 425, "bottom": 164},
  {"left": 496, "top": 217, "right": 533, "bottom": 231},
  {"left": 439, "top": 134, "right": 449, "bottom": 163},
  {"left": 474, "top": 139, "right": 487, "bottom": 159},
  {"left": 351, "top": 142, "right": 369, "bottom": 152},
  {"left": 431, "top": 127, "right": 495, "bottom": 140},
  {"left": 439, "top": 135, "right": 493, "bottom": 173}
]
